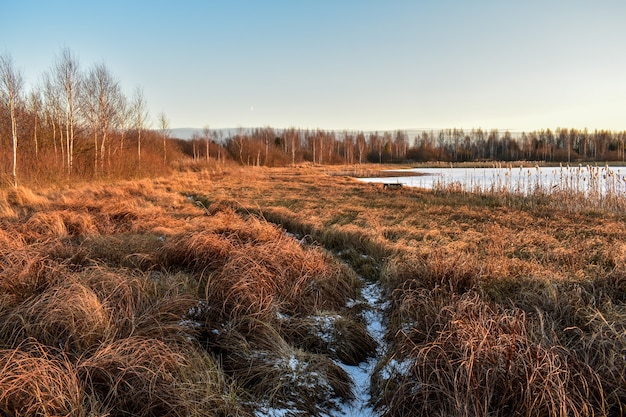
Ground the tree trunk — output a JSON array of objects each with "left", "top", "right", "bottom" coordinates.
[{"left": 10, "top": 93, "right": 18, "bottom": 188}]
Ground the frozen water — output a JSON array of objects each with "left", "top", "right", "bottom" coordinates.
[{"left": 359, "top": 165, "right": 626, "bottom": 196}]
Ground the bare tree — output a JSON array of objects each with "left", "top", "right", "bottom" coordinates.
[
  {"left": 190, "top": 132, "right": 200, "bottom": 160},
  {"left": 132, "top": 87, "right": 149, "bottom": 169},
  {"left": 284, "top": 127, "right": 299, "bottom": 165},
  {"left": 214, "top": 129, "right": 224, "bottom": 163},
  {"left": 82, "top": 71, "right": 99, "bottom": 175},
  {"left": 28, "top": 88, "right": 42, "bottom": 160},
  {"left": 233, "top": 127, "right": 246, "bottom": 164},
  {"left": 0, "top": 53, "right": 24, "bottom": 188},
  {"left": 42, "top": 72, "right": 63, "bottom": 167},
  {"left": 158, "top": 111, "right": 170, "bottom": 164},
  {"left": 203, "top": 125, "right": 211, "bottom": 162},
  {"left": 82, "top": 62, "right": 122, "bottom": 175},
  {"left": 356, "top": 132, "right": 366, "bottom": 164},
  {"left": 53, "top": 48, "right": 81, "bottom": 176},
  {"left": 117, "top": 92, "right": 129, "bottom": 158}
]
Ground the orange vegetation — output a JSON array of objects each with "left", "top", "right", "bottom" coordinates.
[{"left": 0, "top": 164, "right": 625, "bottom": 416}]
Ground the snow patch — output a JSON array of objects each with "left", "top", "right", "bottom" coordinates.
[
  {"left": 187, "top": 299, "right": 210, "bottom": 317},
  {"left": 379, "top": 358, "right": 412, "bottom": 381},
  {"left": 255, "top": 406, "right": 297, "bottom": 417},
  {"left": 311, "top": 314, "right": 341, "bottom": 344},
  {"left": 334, "top": 281, "right": 386, "bottom": 417}
]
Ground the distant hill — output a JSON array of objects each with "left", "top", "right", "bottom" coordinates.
[
  {"left": 169, "top": 128, "right": 203, "bottom": 140},
  {"left": 170, "top": 127, "right": 240, "bottom": 140}
]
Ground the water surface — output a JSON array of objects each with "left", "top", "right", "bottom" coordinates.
[{"left": 359, "top": 165, "right": 626, "bottom": 196}]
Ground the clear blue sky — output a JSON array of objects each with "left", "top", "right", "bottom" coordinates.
[{"left": 3, "top": 0, "right": 626, "bottom": 132}]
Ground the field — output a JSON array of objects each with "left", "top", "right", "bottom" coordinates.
[{"left": 1, "top": 164, "right": 625, "bottom": 416}]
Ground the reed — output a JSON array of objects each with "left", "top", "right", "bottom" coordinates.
[{"left": 432, "top": 164, "right": 626, "bottom": 213}]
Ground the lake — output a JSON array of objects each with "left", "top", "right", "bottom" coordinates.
[{"left": 359, "top": 165, "right": 626, "bottom": 196}]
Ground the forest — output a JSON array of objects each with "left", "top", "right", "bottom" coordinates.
[{"left": 2, "top": 49, "right": 626, "bottom": 187}]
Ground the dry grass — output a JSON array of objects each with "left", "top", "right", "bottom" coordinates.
[
  {"left": 23, "top": 209, "right": 99, "bottom": 240},
  {"left": 2, "top": 166, "right": 626, "bottom": 415},
  {"left": 216, "top": 318, "right": 354, "bottom": 415},
  {"left": 159, "top": 208, "right": 358, "bottom": 321},
  {"left": 0, "top": 175, "right": 370, "bottom": 416},
  {"left": 0, "top": 253, "right": 65, "bottom": 305},
  {"left": 1, "top": 279, "right": 112, "bottom": 352},
  {"left": 77, "top": 337, "right": 188, "bottom": 416},
  {"left": 372, "top": 287, "right": 605, "bottom": 417},
  {"left": 169, "top": 165, "right": 626, "bottom": 416},
  {"left": 4, "top": 186, "right": 50, "bottom": 210},
  {"left": 0, "top": 341, "right": 83, "bottom": 417},
  {"left": 279, "top": 311, "right": 377, "bottom": 365}
]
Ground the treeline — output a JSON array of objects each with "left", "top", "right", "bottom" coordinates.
[
  {"left": 3, "top": 49, "right": 626, "bottom": 188},
  {"left": 186, "top": 126, "right": 626, "bottom": 167},
  {"left": 0, "top": 49, "right": 195, "bottom": 187}
]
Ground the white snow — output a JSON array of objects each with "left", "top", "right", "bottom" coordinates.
[
  {"left": 311, "top": 314, "right": 342, "bottom": 344},
  {"left": 262, "top": 232, "right": 390, "bottom": 417},
  {"left": 334, "top": 281, "right": 386, "bottom": 417},
  {"left": 379, "top": 358, "right": 412, "bottom": 381}
]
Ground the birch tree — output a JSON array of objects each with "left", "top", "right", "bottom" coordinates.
[
  {"left": 356, "top": 132, "right": 366, "bottom": 164},
  {"left": 54, "top": 48, "right": 80, "bottom": 176},
  {"left": 0, "top": 53, "right": 24, "bottom": 188},
  {"left": 116, "top": 92, "right": 129, "bottom": 159},
  {"left": 158, "top": 111, "right": 169, "bottom": 164},
  {"left": 203, "top": 125, "right": 211, "bottom": 162},
  {"left": 28, "top": 88, "right": 42, "bottom": 160},
  {"left": 82, "top": 62, "right": 122, "bottom": 175},
  {"left": 42, "top": 72, "right": 64, "bottom": 167},
  {"left": 132, "top": 87, "right": 149, "bottom": 169}
]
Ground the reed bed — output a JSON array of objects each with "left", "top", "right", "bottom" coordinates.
[{"left": 432, "top": 164, "right": 626, "bottom": 213}]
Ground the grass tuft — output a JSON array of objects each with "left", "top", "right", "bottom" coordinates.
[
  {"left": 1, "top": 279, "right": 112, "bottom": 353},
  {"left": 218, "top": 319, "right": 354, "bottom": 416},
  {"left": 374, "top": 287, "right": 606, "bottom": 417},
  {"left": 280, "top": 312, "right": 378, "bottom": 365},
  {"left": 0, "top": 341, "right": 83, "bottom": 417}
]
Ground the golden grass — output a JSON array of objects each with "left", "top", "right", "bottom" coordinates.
[
  {"left": 2, "top": 165, "right": 625, "bottom": 415},
  {"left": 373, "top": 288, "right": 605, "bottom": 417},
  {"left": 0, "top": 172, "right": 372, "bottom": 415},
  {"left": 0, "top": 341, "right": 83, "bottom": 417},
  {"left": 166, "top": 165, "right": 626, "bottom": 416},
  {"left": 4, "top": 186, "right": 50, "bottom": 210},
  {"left": 1, "top": 279, "right": 111, "bottom": 352},
  {"left": 77, "top": 336, "right": 185, "bottom": 416}
]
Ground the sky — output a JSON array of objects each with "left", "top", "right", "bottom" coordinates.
[{"left": 2, "top": 0, "right": 626, "bottom": 133}]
